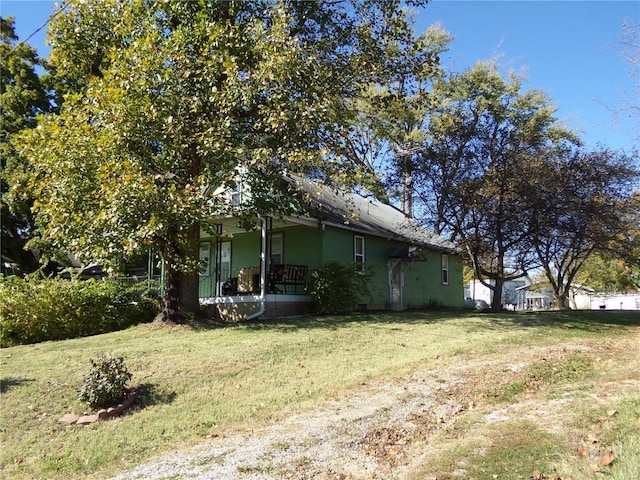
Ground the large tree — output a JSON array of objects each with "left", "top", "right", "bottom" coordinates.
[
  {"left": 0, "top": 17, "right": 53, "bottom": 273},
  {"left": 15, "top": 0, "right": 428, "bottom": 322},
  {"left": 529, "top": 148, "right": 639, "bottom": 308},
  {"left": 418, "top": 61, "right": 577, "bottom": 310},
  {"left": 336, "top": 23, "right": 451, "bottom": 212}
]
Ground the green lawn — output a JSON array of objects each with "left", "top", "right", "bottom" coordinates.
[{"left": 1, "top": 310, "right": 639, "bottom": 479}]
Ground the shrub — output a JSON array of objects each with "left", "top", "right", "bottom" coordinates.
[
  {"left": 0, "top": 275, "right": 159, "bottom": 346},
  {"left": 78, "top": 353, "right": 132, "bottom": 409},
  {"left": 307, "top": 262, "right": 372, "bottom": 314}
]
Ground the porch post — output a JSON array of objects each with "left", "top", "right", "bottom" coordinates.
[
  {"left": 214, "top": 223, "right": 222, "bottom": 296},
  {"left": 259, "top": 218, "right": 268, "bottom": 296},
  {"left": 246, "top": 217, "right": 267, "bottom": 321}
]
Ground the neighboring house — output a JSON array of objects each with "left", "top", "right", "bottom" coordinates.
[
  {"left": 468, "top": 276, "right": 531, "bottom": 310},
  {"left": 468, "top": 276, "right": 616, "bottom": 311},
  {"left": 514, "top": 281, "right": 554, "bottom": 311},
  {"left": 199, "top": 176, "right": 463, "bottom": 321},
  {"left": 589, "top": 292, "right": 640, "bottom": 311},
  {"left": 515, "top": 281, "right": 597, "bottom": 311}
]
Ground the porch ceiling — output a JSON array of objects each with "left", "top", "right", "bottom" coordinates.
[{"left": 203, "top": 215, "right": 319, "bottom": 237}]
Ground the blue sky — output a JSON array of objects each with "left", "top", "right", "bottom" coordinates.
[{"left": 2, "top": 0, "right": 638, "bottom": 151}]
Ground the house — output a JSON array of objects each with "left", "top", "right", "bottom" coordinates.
[
  {"left": 468, "top": 276, "right": 610, "bottom": 311},
  {"left": 514, "top": 281, "right": 554, "bottom": 310},
  {"left": 589, "top": 292, "right": 640, "bottom": 310},
  {"left": 514, "top": 280, "right": 597, "bottom": 310},
  {"left": 467, "top": 276, "right": 532, "bottom": 310},
  {"left": 198, "top": 176, "right": 463, "bottom": 320}
]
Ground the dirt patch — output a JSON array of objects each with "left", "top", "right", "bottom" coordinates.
[{"left": 111, "top": 335, "right": 640, "bottom": 480}]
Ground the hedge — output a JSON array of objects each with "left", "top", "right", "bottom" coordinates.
[{"left": 0, "top": 275, "right": 159, "bottom": 346}]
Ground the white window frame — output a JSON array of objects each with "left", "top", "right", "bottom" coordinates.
[
  {"left": 354, "top": 235, "right": 365, "bottom": 272},
  {"left": 231, "top": 181, "right": 242, "bottom": 207},
  {"left": 441, "top": 253, "right": 449, "bottom": 285}
]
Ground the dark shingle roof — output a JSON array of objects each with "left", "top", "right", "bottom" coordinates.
[{"left": 293, "top": 177, "right": 458, "bottom": 253}]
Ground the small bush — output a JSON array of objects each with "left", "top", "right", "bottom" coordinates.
[
  {"left": 307, "top": 262, "right": 372, "bottom": 314},
  {"left": 0, "top": 276, "right": 159, "bottom": 346},
  {"left": 78, "top": 353, "right": 132, "bottom": 409}
]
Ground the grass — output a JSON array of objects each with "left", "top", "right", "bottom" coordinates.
[
  {"left": 495, "top": 353, "right": 594, "bottom": 403},
  {"left": 1, "top": 309, "right": 639, "bottom": 479},
  {"left": 569, "top": 397, "right": 640, "bottom": 480},
  {"left": 413, "top": 417, "right": 574, "bottom": 480}
]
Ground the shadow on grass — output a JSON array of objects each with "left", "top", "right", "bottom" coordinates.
[
  {"left": 500, "top": 310, "right": 640, "bottom": 333},
  {"left": 0, "top": 377, "right": 34, "bottom": 394},
  {"left": 191, "top": 308, "right": 640, "bottom": 336},
  {"left": 196, "top": 309, "right": 462, "bottom": 332},
  {"left": 134, "top": 383, "right": 177, "bottom": 409}
]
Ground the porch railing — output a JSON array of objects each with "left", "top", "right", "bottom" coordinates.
[{"left": 201, "top": 264, "right": 309, "bottom": 297}]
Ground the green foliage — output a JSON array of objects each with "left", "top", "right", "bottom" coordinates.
[
  {"left": 77, "top": 353, "right": 132, "bottom": 409},
  {"left": 423, "top": 61, "right": 579, "bottom": 305},
  {"left": 1, "top": 17, "right": 52, "bottom": 274},
  {"left": 575, "top": 253, "right": 640, "bottom": 293},
  {"left": 0, "top": 276, "right": 158, "bottom": 346},
  {"left": 307, "top": 262, "right": 372, "bottom": 314},
  {"left": 13, "top": 0, "right": 431, "bottom": 322}
]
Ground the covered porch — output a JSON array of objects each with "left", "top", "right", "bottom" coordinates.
[{"left": 198, "top": 215, "right": 318, "bottom": 321}]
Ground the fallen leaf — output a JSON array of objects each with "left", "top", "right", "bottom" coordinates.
[
  {"left": 607, "top": 409, "right": 618, "bottom": 417},
  {"left": 577, "top": 445, "right": 588, "bottom": 457},
  {"left": 589, "top": 463, "right": 600, "bottom": 473},
  {"left": 387, "top": 446, "right": 400, "bottom": 455},
  {"left": 601, "top": 450, "right": 615, "bottom": 466}
]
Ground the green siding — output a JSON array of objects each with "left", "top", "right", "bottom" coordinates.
[
  {"left": 199, "top": 221, "right": 464, "bottom": 309},
  {"left": 231, "top": 231, "right": 262, "bottom": 272},
  {"left": 321, "top": 227, "right": 354, "bottom": 264},
  {"left": 274, "top": 225, "right": 323, "bottom": 269},
  {"left": 320, "top": 225, "right": 463, "bottom": 309},
  {"left": 400, "top": 252, "right": 464, "bottom": 308}
]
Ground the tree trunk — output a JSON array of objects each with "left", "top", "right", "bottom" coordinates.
[
  {"left": 158, "top": 259, "right": 184, "bottom": 323},
  {"left": 156, "top": 223, "right": 201, "bottom": 323},
  {"left": 554, "top": 292, "right": 571, "bottom": 310},
  {"left": 179, "top": 270, "right": 200, "bottom": 317},
  {"left": 179, "top": 223, "right": 201, "bottom": 317},
  {"left": 491, "top": 278, "right": 504, "bottom": 311}
]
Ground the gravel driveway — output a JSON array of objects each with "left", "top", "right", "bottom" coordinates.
[{"left": 110, "top": 340, "right": 639, "bottom": 480}]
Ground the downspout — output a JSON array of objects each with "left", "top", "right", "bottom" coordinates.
[{"left": 246, "top": 217, "right": 267, "bottom": 320}]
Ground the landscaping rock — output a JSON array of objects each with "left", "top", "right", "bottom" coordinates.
[
  {"left": 58, "top": 414, "right": 80, "bottom": 425},
  {"left": 97, "top": 409, "right": 109, "bottom": 420},
  {"left": 57, "top": 392, "right": 138, "bottom": 426},
  {"left": 77, "top": 414, "right": 99, "bottom": 425}
]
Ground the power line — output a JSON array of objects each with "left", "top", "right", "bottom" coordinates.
[{"left": 2, "top": 1, "right": 68, "bottom": 61}]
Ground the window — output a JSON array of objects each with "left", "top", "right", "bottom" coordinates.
[
  {"left": 199, "top": 243, "right": 211, "bottom": 276},
  {"left": 270, "top": 233, "right": 283, "bottom": 266},
  {"left": 354, "top": 235, "right": 365, "bottom": 271},
  {"left": 219, "top": 241, "right": 231, "bottom": 280},
  {"left": 441, "top": 254, "right": 449, "bottom": 285},
  {"left": 231, "top": 181, "right": 242, "bottom": 207}
]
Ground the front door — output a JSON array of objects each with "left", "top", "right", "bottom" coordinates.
[{"left": 389, "top": 260, "right": 404, "bottom": 311}]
